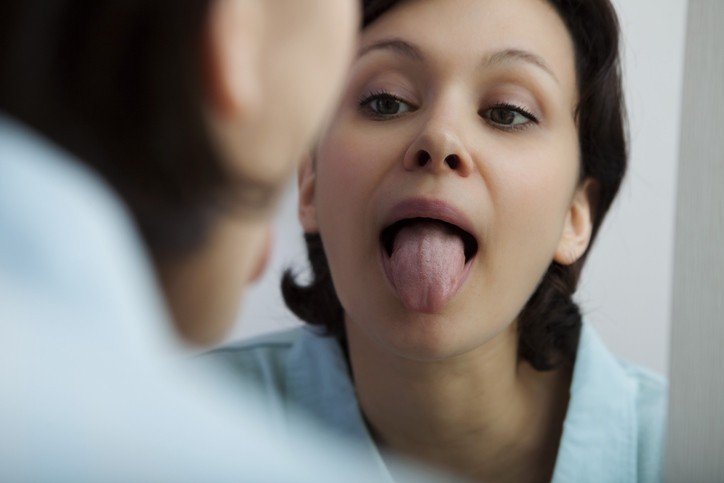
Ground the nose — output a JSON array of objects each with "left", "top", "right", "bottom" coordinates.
[{"left": 402, "top": 118, "right": 473, "bottom": 177}]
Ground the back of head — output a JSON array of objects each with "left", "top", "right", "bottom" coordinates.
[{"left": 0, "top": 0, "right": 227, "bottom": 260}]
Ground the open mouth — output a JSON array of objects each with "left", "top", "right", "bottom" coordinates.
[{"left": 380, "top": 217, "right": 479, "bottom": 263}]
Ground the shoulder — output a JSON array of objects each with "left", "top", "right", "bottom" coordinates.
[
  {"left": 197, "top": 327, "right": 363, "bottom": 438},
  {"left": 575, "top": 324, "right": 668, "bottom": 428},
  {"left": 618, "top": 359, "right": 668, "bottom": 418},
  {"left": 0, "top": 115, "right": 129, "bottom": 229},
  {"left": 556, "top": 324, "right": 667, "bottom": 482},
  {"left": 198, "top": 327, "right": 338, "bottom": 404},
  {"left": 617, "top": 359, "right": 668, "bottom": 481},
  {"left": 202, "top": 327, "right": 304, "bottom": 385},
  {"left": 0, "top": 115, "right": 155, "bottom": 293},
  {"left": 0, "top": 115, "right": 171, "bottom": 346}
]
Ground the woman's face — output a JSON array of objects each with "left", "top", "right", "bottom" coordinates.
[{"left": 302, "top": 0, "right": 591, "bottom": 361}]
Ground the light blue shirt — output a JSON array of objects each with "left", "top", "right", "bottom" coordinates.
[
  {"left": 204, "top": 324, "right": 668, "bottom": 482},
  {"left": 0, "top": 115, "right": 449, "bottom": 482}
]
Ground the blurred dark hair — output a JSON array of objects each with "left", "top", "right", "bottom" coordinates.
[
  {"left": 0, "top": 0, "right": 270, "bottom": 262},
  {"left": 283, "top": 0, "right": 627, "bottom": 370}
]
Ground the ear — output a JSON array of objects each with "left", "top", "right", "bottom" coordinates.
[
  {"left": 298, "top": 155, "right": 320, "bottom": 233},
  {"left": 205, "top": 0, "right": 263, "bottom": 118},
  {"left": 554, "top": 178, "right": 596, "bottom": 266}
]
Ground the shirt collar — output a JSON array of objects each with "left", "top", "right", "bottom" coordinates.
[
  {"left": 551, "top": 323, "right": 637, "bottom": 482},
  {"left": 286, "top": 324, "right": 638, "bottom": 483},
  {"left": 286, "top": 329, "right": 467, "bottom": 482},
  {"left": 286, "top": 328, "right": 397, "bottom": 482}
]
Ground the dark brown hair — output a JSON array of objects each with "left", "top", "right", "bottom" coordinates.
[
  {"left": 0, "top": 0, "right": 270, "bottom": 262},
  {"left": 283, "top": 0, "right": 627, "bottom": 370}
]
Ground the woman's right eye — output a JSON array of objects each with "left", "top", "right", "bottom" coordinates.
[{"left": 359, "top": 92, "right": 414, "bottom": 119}]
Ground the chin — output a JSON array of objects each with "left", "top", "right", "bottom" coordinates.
[{"left": 351, "top": 309, "right": 505, "bottom": 363}]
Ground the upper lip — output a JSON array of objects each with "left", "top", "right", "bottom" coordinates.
[{"left": 379, "top": 198, "right": 480, "bottom": 260}]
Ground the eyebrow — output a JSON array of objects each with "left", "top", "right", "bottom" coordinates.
[
  {"left": 358, "top": 38, "right": 559, "bottom": 84},
  {"left": 358, "top": 38, "right": 425, "bottom": 62},
  {"left": 484, "top": 49, "right": 559, "bottom": 84}
]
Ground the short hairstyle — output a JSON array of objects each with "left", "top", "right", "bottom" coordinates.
[
  {"left": 282, "top": 0, "right": 627, "bottom": 370},
  {"left": 0, "top": 0, "right": 271, "bottom": 263}
]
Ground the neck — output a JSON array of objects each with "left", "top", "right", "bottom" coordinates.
[
  {"left": 345, "top": 320, "right": 571, "bottom": 482},
  {"left": 158, "top": 214, "right": 271, "bottom": 346}
]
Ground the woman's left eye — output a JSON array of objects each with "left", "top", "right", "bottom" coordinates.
[{"left": 481, "top": 104, "right": 537, "bottom": 130}]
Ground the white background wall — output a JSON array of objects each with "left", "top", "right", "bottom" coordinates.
[{"left": 223, "top": 0, "right": 688, "bottom": 375}]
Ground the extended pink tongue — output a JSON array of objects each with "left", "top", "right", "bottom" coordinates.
[{"left": 389, "top": 222, "right": 466, "bottom": 313}]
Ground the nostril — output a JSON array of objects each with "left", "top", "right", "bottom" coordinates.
[
  {"left": 417, "top": 151, "right": 430, "bottom": 167},
  {"left": 445, "top": 155, "right": 460, "bottom": 170}
]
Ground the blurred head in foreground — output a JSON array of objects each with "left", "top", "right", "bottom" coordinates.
[{"left": 0, "top": 0, "right": 359, "bottom": 344}]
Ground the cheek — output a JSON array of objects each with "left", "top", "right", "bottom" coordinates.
[
  {"left": 490, "top": 143, "right": 579, "bottom": 255},
  {"left": 514, "top": 167, "right": 572, "bottom": 223},
  {"left": 314, "top": 128, "right": 373, "bottom": 255},
  {"left": 316, "top": 137, "right": 369, "bottom": 192},
  {"left": 315, "top": 122, "right": 397, "bottom": 208},
  {"left": 472, "top": 145, "right": 579, "bottom": 326},
  {"left": 314, "top": 125, "right": 397, "bottom": 305}
]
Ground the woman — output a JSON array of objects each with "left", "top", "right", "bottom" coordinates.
[
  {"left": 204, "top": 0, "right": 667, "bottom": 481},
  {"left": 0, "top": 0, "right": 378, "bottom": 481}
]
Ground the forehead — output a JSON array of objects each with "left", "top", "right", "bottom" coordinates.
[{"left": 360, "top": 0, "right": 577, "bottom": 94}]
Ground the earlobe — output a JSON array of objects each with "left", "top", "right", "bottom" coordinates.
[
  {"left": 554, "top": 178, "right": 596, "bottom": 266},
  {"left": 205, "top": 0, "right": 262, "bottom": 118},
  {"left": 298, "top": 155, "right": 320, "bottom": 233}
]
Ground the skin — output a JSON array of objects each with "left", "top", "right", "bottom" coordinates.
[
  {"left": 299, "top": 0, "right": 594, "bottom": 480},
  {"left": 160, "top": 0, "right": 359, "bottom": 345}
]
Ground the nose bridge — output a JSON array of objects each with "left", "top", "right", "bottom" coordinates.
[{"left": 403, "top": 99, "right": 473, "bottom": 176}]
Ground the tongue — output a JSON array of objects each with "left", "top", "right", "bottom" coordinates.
[{"left": 387, "top": 222, "right": 466, "bottom": 313}]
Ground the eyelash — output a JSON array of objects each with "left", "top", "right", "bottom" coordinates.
[
  {"left": 482, "top": 102, "right": 539, "bottom": 132},
  {"left": 358, "top": 90, "right": 539, "bottom": 131},
  {"left": 358, "top": 89, "right": 414, "bottom": 120}
]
